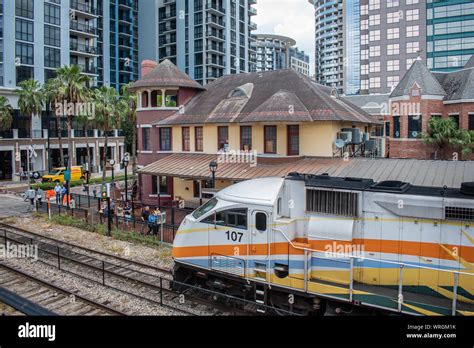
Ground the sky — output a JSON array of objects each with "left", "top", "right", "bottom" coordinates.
[{"left": 254, "top": 0, "right": 315, "bottom": 73}]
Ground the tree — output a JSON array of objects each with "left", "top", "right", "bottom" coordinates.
[
  {"left": 75, "top": 88, "right": 95, "bottom": 173},
  {"left": 17, "top": 79, "right": 43, "bottom": 174},
  {"left": 17, "top": 79, "right": 43, "bottom": 139},
  {"left": 92, "top": 86, "right": 121, "bottom": 181},
  {"left": 119, "top": 83, "right": 138, "bottom": 173},
  {"left": 421, "top": 117, "right": 474, "bottom": 159},
  {"left": 43, "top": 77, "right": 66, "bottom": 167},
  {"left": 0, "top": 96, "right": 13, "bottom": 131},
  {"left": 54, "top": 65, "right": 90, "bottom": 167}
]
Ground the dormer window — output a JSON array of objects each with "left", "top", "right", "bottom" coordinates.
[{"left": 227, "top": 83, "right": 254, "bottom": 99}]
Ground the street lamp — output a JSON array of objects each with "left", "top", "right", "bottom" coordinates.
[
  {"left": 122, "top": 156, "right": 129, "bottom": 202},
  {"left": 209, "top": 161, "right": 218, "bottom": 189}
]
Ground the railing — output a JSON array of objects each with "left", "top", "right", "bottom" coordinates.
[
  {"left": 70, "top": 42, "right": 100, "bottom": 55},
  {"left": 70, "top": 20, "right": 97, "bottom": 35},
  {"left": 274, "top": 228, "right": 474, "bottom": 316},
  {"left": 70, "top": 1, "right": 99, "bottom": 15}
]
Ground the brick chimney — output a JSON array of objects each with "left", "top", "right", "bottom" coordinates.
[{"left": 141, "top": 60, "right": 158, "bottom": 78}]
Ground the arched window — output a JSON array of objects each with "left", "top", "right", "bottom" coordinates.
[
  {"left": 151, "top": 90, "right": 160, "bottom": 107},
  {"left": 141, "top": 91, "right": 149, "bottom": 108}
]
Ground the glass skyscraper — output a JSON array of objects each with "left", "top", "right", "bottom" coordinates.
[
  {"left": 344, "top": 0, "right": 361, "bottom": 95},
  {"left": 427, "top": 0, "right": 474, "bottom": 72}
]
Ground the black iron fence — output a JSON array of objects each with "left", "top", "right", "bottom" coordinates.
[{"left": 35, "top": 198, "right": 192, "bottom": 244}]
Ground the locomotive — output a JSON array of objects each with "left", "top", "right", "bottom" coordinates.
[{"left": 172, "top": 173, "right": 474, "bottom": 315}]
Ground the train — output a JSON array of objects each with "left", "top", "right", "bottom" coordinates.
[{"left": 172, "top": 173, "right": 474, "bottom": 315}]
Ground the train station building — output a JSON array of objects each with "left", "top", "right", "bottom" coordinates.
[{"left": 132, "top": 58, "right": 474, "bottom": 208}]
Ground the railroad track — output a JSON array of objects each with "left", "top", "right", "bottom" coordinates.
[
  {"left": 0, "top": 222, "right": 250, "bottom": 316},
  {"left": 0, "top": 262, "right": 125, "bottom": 316}
]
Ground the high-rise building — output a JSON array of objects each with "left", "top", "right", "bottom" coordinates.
[
  {"left": 357, "top": 0, "right": 427, "bottom": 95},
  {"left": 139, "top": 0, "right": 258, "bottom": 86},
  {"left": 0, "top": 0, "right": 132, "bottom": 180},
  {"left": 251, "top": 34, "right": 310, "bottom": 76},
  {"left": 309, "top": 0, "right": 344, "bottom": 92},
  {"left": 289, "top": 47, "right": 311, "bottom": 76},
  {"left": 311, "top": 0, "right": 427, "bottom": 95},
  {"left": 427, "top": 0, "right": 474, "bottom": 72},
  {"left": 2, "top": 0, "right": 138, "bottom": 89}
]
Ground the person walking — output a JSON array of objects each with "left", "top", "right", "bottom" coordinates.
[
  {"left": 54, "top": 183, "right": 61, "bottom": 205},
  {"left": 148, "top": 210, "right": 157, "bottom": 235}
]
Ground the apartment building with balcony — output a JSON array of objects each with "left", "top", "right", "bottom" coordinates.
[
  {"left": 131, "top": 59, "right": 379, "bottom": 207},
  {"left": 251, "top": 34, "right": 310, "bottom": 76},
  {"left": 139, "top": 0, "right": 257, "bottom": 86},
  {"left": 0, "top": 0, "right": 134, "bottom": 180},
  {"left": 309, "top": 0, "right": 344, "bottom": 92}
]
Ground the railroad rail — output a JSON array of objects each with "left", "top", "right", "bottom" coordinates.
[
  {"left": 0, "top": 262, "right": 125, "bottom": 316},
  {"left": 0, "top": 222, "right": 251, "bottom": 316}
]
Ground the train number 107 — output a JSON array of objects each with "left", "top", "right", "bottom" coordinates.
[{"left": 226, "top": 231, "right": 243, "bottom": 242}]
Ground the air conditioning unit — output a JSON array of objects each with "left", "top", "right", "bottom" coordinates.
[
  {"left": 338, "top": 132, "right": 352, "bottom": 143},
  {"left": 342, "top": 128, "right": 362, "bottom": 144}
]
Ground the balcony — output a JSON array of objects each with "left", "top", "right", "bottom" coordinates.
[
  {"left": 159, "top": 11, "right": 177, "bottom": 21},
  {"left": 70, "top": 1, "right": 99, "bottom": 17},
  {"left": 206, "top": 16, "right": 225, "bottom": 29},
  {"left": 70, "top": 42, "right": 100, "bottom": 56},
  {"left": 118, "top": 0, "right": 135, "bottom": 8},
  {"left": 206, "top": 70, "right": 223, "bottom": 79},
  {"left": 206, "top": 30, "right": 226, "bottom": 42},
  {"left": 249, "top": 7, "right": 257, "bottom": 16},
  {"left": 206, "top": 44, "right": 226, "bottom": 55},
  {"left": 77, "top": 63, "right": 98, "bottom": 75},
  {"left": 206, "top": 57, "right": 225, "bottom": 68},
  {"left": 249, "top": 21, "right": 257, "bottom": 31},
  {"left": 70, "top": 20, "right": 97, "bottom": 36},
  {"left": 206, "top": 2, "right": 225, "bottom": 16}
]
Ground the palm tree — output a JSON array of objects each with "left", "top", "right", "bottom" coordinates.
[
  {"left": 0, "top": 96, "right": 13, "bottom": 132},
  {"left": 76, "top": 88, "right": 95, "bottom": 173},
  {"left": 93, "top": 86, "right": 121, "bottom": 181},
  {"left": 17, "top": 79, "right": 43, "bottom": 139},
  {"left": 43, "top": 78, "right": 66, "bottom": 166},
  {"left": 119, "top": 83, "right": 138, "bottom": 173},
  {"left": 421, "top": 117, "right": 474, "bottom": 160},
  {"left": 17, "top": 79, "right": 43, "bottom": 174},
  {"left": 54, "top": 65, "right": 90, "bottom": 167}
]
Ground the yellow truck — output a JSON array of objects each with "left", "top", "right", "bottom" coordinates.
[{"left": 41, "top": 166, "right": 84, "bottom": 183}]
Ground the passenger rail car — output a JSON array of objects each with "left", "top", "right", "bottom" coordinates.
[{"left": 172, "top": 174, "right": 474, "bottom": 315}]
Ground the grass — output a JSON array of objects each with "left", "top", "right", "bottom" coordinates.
[{"left": 37, "top": 213, "right": 171, "bottom": 251}]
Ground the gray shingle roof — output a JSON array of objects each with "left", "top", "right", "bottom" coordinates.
[
  {"left": 465, "top": 55, "right": 474, "bottom": 69},
  {"left": 437, "top": 68, "right": 474, "bottom": 101},
  {"left": 129, "top": 59, "right": 206, "bottom": 91},
  {"left": 343, "top": 94, "right": 390, "bottom": 116},
  {"left": 156, "top": 69, "right": 378, "bottom": 126},
  {"left": 390, "top": 59, "right": 446, "bottom": 98}
]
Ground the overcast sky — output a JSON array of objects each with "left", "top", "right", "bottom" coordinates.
[{"left": 254, "top": 0, "right": 315, "bottom": 73}]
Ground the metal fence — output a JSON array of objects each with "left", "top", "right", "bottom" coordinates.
[{"left": 36, "top": 200, "right": 185, "bottom": 244}]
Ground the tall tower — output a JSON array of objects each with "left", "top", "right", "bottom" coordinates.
[
  {"left": 309, "top": 0, "right": 344, "bottom": 92},
  {"left": 139, "top": 0, "right": 258, "bottom": 85}
]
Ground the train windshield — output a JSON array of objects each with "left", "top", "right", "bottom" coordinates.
[{"left": 192, "top": 197, "right": 218, "bottom": 219}]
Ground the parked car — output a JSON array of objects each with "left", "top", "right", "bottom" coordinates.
[{"left": 41, "top": 166, "right": 84, "bottom": 183}]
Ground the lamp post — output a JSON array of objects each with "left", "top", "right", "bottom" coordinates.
[
  {"left": 209, "top": 161, "right": 218, "bottom": 189},
  {"left": 122, "top": 155, "right": 129, "bottom": 202}
]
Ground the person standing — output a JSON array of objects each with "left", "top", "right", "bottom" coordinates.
[
  {"left": 36, "top": 187, "right": 44, "bottom": 206},
  {"left": 54, "top": 183, "right": 61, "bottom": 205}
]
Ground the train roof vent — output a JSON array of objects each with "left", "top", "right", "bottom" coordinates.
[
  {"left": 460, "top": 182, "right": 474, "bottom": 196},
  {"left": 371, "top": 181, "right": 411, "bottom": 193}
]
